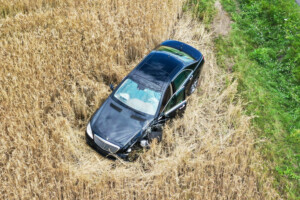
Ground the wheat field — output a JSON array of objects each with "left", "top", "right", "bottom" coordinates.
[{"left": 0, "top": 0, "right": 279, "bottom": 199}]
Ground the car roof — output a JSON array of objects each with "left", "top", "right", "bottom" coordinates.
[
  {"left": 128, "top": 40, "right": 203, "bottom": 91},
  {"left": 131, "top": 51, "right": 193, "bottom": 90},
  {"left": 139, "top": 50, "right": 182, "bottom": 75}
]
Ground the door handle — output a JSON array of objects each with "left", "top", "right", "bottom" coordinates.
[{"left": 179, "top": 104, "right": 185, "bottom": 109}]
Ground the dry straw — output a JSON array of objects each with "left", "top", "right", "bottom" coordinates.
[{"left": 0, "top": 0, "right": 278, "bottom": 199}]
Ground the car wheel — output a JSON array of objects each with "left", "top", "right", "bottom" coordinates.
[
  {"left": 188, "top": 77, "right": 199, "bottom": 95},
  {"left": 148, "top": 130, "right": 162, "bottom": 142}
]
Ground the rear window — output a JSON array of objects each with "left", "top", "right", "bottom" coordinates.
[{"left": 156, "top": 45, "right": 195, "bottom": 64}]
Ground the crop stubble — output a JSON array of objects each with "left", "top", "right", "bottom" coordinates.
[{"left": 0, "top": 1, "right": 278, "bottom": 199}]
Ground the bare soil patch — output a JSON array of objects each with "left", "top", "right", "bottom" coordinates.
[{"left": 213, "top": 1, "right": 232, "bottom": 36}]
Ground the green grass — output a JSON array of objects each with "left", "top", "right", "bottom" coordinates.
[
  {"left": 183, "top": 0, "right": 216, "bottom": 26},
  {"left": 215, "top": 0, "right": 300, "bottom": 198}
]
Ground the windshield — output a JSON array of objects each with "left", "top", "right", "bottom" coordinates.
[
  {"left": 114, "top": 78, "right": 162, "bottom": 115},
  {"left": 156, "top": 45, "right": 195, "bottom": 64}
]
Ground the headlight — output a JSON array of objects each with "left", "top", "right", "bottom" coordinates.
[{"left": 86, "top": 122, "right": 93, "bottom": 139}]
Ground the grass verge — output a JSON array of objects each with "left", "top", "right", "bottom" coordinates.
[
  {"left": 216, "top": 0, "right": 300, "bottom": 198},
  {"left": 183, "top": 0, "right": 217, "bottom": 27}
]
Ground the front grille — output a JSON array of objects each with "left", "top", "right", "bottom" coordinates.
[{"left": 94, "top": 135, "right": 120, "bottom": 153}]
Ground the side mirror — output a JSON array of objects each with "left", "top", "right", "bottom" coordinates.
[
  {"left": 158, "top": 114, "right": 164, "bottom": 121},
  {"left": 152, "top": 116, "right": 166, "bottom": 130},
  {"left": 109, "top": 84, "right": 114, "bottom": 91}
]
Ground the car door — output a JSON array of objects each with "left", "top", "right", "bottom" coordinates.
[
  {"left": 158, "top": 69, "right": 193, "bottom": 120},
  {"left": 173, "top": 69, "right": 194, "bottom": 97},
  {"left": 162, "top": 87, "right": 186, "bottom": 119},
  {"left": 172, "top": 69, "right": 193, "bottom": 92},
  {"left": 185, "top": 59, "right": 204, "bottom": 92}
]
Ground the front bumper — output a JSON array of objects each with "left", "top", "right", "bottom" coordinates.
[{"left": 85, "top": 132, "right": 129, "bottom": 160}]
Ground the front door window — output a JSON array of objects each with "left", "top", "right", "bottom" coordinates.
[{"left": 164, "top": 88, "right": 185, "bottom": 114}]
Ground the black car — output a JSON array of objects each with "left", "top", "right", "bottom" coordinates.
[{"left": 86, "top": 40, "right": 204, "bottom": 159}]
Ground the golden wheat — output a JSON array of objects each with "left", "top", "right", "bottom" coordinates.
[{"left": 0, "top": 0, "right": 279, "bottom": 199}]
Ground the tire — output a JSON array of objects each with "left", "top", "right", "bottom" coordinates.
[
  {"left": 148, "top": 130, "right": 162, "bottom": 142},
  {"left": 188, "top": 76, "right": 199, "bottom": 95}
]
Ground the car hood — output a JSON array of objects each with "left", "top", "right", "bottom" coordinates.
[{"left": 90, "top": 97, "right": 153, "bottom": 147}]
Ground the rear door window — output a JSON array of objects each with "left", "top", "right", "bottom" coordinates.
[{"left": 173, "top": 70, "right": 192, "bottom": 92}]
